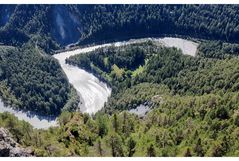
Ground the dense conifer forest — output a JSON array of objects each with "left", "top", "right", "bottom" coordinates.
[
  {"left": 0, "top": 5, "right": 238, "bottom": 47},
  {"left": 0, "top": 43, "right": 72, "bottom": 116},
  {"left": 0, "top": 4, "right": 238, "bottom": 157}
]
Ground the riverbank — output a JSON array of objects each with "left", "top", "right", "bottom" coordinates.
[
  {"left": 56, "top": 37, "right": 199, "bottom": 56},
  {"left": 53, "top": 45, "right": 112, "bottom": 114},
  {"left": 0, "top": 37, "right": 199, "bottom": 128},
  {"left": 54, "top": 37, "right": 199, "bottom": 115},
  {"left": 0, "top": 100, "right": 57, "bottom": 129}
]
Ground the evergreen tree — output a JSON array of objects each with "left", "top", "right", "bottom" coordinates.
[
  {"left": 97, "top": 139, "right": 103, "bottom": 156},
  {"left": 127, "top": 137, "right": 136, "bottom": 157},
  {"left": 108, "top": 133, "right": 124, "bottom": 157},
  {"left": 147, "top": 144, "right": 156, "bottom": 157},
  {"left": 113, "top": 114, "right": 119, "bottom": 133},
  {"left": 194, "top": 138, "right": 204, "bottom": 157},
  {"left": 184, "top": 148, "right": 192, "bottom": 157}
]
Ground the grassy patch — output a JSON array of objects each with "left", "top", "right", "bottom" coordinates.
[
  {"left": 132, "top": 65, "right": 144, "bottom": 77},
  {"left": 111, "top": 64, "right": 125, "bottom": 79}
]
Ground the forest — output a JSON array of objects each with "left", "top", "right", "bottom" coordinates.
[
  {"left": 0, "top": 5, "right": 238, "bottom": 48},
  {"left": 0, "top": 87, "right": 238, "bottom": 157},
  {"left": 74, "top": 5, "right": 239, "bottom": 45},
  {"left": 198, "top": 40, "right": 239, "bottom": 58},
  {"left": 0, "top": 42, "right": 73, "bottom": 116},
  {"left": 0, "top": 4, "right": 238, "bottom": 157},
  {"left": 66, "top": 41, "right": 239, "bottom": 112}
]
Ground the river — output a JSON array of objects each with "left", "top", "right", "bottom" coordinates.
[
  {"left": 0, "top": 37, "right": 199, "bottom": 129},
  {"left": 0, "top": 100, "right": 57, "bottom": 129},
  {"left": 53, "top": 44, "right": 112, "bottom": 114}
]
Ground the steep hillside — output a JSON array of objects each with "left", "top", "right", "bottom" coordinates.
[
  {"left": 66, "top": 41, "right": 239, "bottom": 112},
  {"left": 0, "top": 44, "right": 78, "bottom": 116},
  {"left": 0, "top": 5, "right": 15, "bottom": 27},
  {"left": 0, "top": 4, "right": 238, "bottom": 157},
  {"left": 0, "top": 127, "right": 33, "bottom": 157},
  {"left": 0, "top": 4, "right": 238, "bottom": 50}
]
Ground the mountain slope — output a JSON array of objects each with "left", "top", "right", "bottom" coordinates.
[
  {"left": 0, "top": 127, "right": 33, "bottom": 157},
  {"left": 0, "top": 4, "right": 238, "bottom": 157},
  {"left": 0, "top": 4, "right": 238, "bottom": 49}
]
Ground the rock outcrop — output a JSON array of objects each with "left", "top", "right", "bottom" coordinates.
[{"left": 0, "top": 127, "right": 32, "bottom": 157}]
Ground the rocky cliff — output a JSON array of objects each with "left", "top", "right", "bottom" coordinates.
[{"left": 0, "top": 127, "right": 33, "bottom": 157}]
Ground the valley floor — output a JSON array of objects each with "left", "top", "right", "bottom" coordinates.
[{"left": 0, "top": 37, "right": 199, "bottom": 129}]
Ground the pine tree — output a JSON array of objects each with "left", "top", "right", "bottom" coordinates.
[
  {"left": 127, "top": 137, "right": 136, "bottom": 157},
  {"left": 194, "top": 138, "right": 204, "bottom": 156},
  {"left": 113, "top": 114, "right": 119, "bottom": 133},
  {"left": 97, "top": 139, "right": 103, "bottom": 156},
  {"left": 184, "top": 148, "right": 192, "bottom": 157},
  {"left": 98, "top": 116, "right": 108, "bottom": 138},
  {"left": 147, "top": 144, "right": 156, "bottom": 157},
  {"left": 122, "top": 112, "right": 127, "bottom": 134},
  {"left": 108, "top": 133, "right": 124, "bottom": 157}
]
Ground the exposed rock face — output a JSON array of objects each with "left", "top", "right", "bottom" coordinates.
[{"left": 0, "top": 128, "right": 32, "bottom": 157}]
